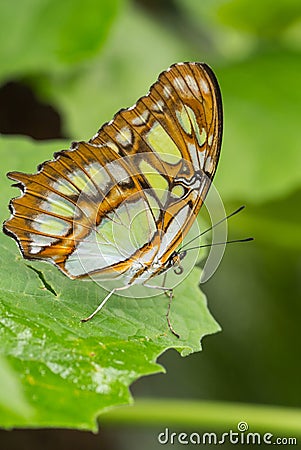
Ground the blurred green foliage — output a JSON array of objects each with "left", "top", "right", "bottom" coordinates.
[
  {"left": 0, "top": 0, "right": 301, "bottom": 445},
  {"left": 0, "top": 0, "right": 120, "bottom": 79}
]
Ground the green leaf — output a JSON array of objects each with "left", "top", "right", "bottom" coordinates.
[
  {"left": 0, "top": 0, "right": 121, "bottom": 82},
  {"left": 0, "top": 135, "right": 220, "bottom": 429}
]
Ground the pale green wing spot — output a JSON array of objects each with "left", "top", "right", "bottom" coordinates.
[
  {"left": 41, "top": 193, "right": 75, "bottom": 217},
  {"left": 139, "top": 160, "right": 169, "bottom": 203},
  {"left": 52, "top": 179, "right": 78, "bottom": 196},
  {"left": 145, "top": 122, "right": 182, "bottom": 164},
  {"left": 196, "top": 127, "right": 207, "bottom": 147},
  {"left": 69, "top": 170, "right": 98, "bottom": 196},
  {"left": 32, "top": 214, "right": 70, "bottom": 235},
  {"left": 176, "top": 106, "right": 192, "bottom": 134},
  {"left": 84, "top": 163, "right": 111, "bottom": 188},
  {"left": 171, "top": 185, "right": 185, "bottom": 198},
  {"left": 186, "top": 106, "right": 207, "bottom": 146}
]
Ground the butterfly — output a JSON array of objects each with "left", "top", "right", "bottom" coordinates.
[{"left": 3, "top": 62, "right": 223, "bottom": 337}]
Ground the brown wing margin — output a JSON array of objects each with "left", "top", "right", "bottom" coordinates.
[{"left": 199, "top": 62, "right": 223, "bottom": 180}]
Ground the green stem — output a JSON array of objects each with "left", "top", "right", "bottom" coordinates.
[{"left": 100, "top": 399, "right": 301, "bottom": 437}]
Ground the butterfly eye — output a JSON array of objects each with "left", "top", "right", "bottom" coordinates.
[{"left": 179, "top": 250, "right": 187, "bottom": 260}]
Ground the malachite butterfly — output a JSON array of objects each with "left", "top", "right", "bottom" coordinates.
[{"left": 3, "top": 62, "right": 223, "bottom": 337}]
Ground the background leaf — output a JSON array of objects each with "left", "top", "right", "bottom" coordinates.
[
  {"left": 216, "top": 51, "right": 301, "bottom": 202},
  {"left": 0, "top": 0, "right": 121, "bottom": 82},
  {"left": 216, "top": 0, "right": 301, "bottom": 38}
]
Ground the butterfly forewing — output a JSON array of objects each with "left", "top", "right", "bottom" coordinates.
[{"left": 3, "top": 62, "right": 222, "bottom": 282}]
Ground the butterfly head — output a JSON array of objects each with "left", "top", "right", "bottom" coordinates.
[{"left": 167, "top": 249, "right": 187, "bottom": 275}]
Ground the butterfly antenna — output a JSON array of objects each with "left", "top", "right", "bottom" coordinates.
[
  {"left": 180, "top": 205, "right": 246, "bottom": 251},
  {"left": 184, "top": 237, "right": 254, "bottom": 253}
]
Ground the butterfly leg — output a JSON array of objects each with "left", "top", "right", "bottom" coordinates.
[
  {"left": 161, "top": 272, "right": 171, "bottom": 299},
  {"left": 81, "top": 285, "right": 130, "bottom": 323},
  {"left": 165, "top": 289, "right": 180, "bottom": 339},
  {"left": 143, "top": 284, "right": 180, "bottom": 339}
]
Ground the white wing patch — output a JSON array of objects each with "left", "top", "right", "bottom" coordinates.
[
  {"left": 185, "top": 74, "right": 199, "bottom": 95},
  {"left": 116, "top": 126, "right": 133, "bottom": 146},
  {"left": 157, "top": 204, "right": 191, "bottom": 259},
  {"left": 64, "top": 196, "right": 157, "bottom": 278}
]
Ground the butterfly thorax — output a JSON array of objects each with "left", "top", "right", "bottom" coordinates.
[{"left": 124, "top": 242, "right": 187, "bottom": 286}]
